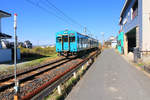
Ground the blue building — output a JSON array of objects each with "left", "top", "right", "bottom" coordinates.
[{"left": 119, "top": 0, "right": 150, "bottom": 55}]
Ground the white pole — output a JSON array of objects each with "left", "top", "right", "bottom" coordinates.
[
  {"left": 57, "top": 85, "right": 62, "bottom": 95},
  {"left": 82, "top": 65, "right": 84, "bottom": 70},
  {"left": 14, "top": 13, "right": 18, "bottom": 95},
  {"left": 87, "top": 61, "right": 89, "bottom": 66},
  {"left": 73, "top": 72, "right": 77, "bottom": 78},
  {"left": 101, "top": 32, "right": 104, "bottom": 46},
  {"left": 84, "top": 27, "right": 87, "bottom": 34}
]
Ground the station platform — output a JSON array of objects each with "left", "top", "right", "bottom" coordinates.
[{"left": 66, "top": 49, "right": 150, "bottom": 100}]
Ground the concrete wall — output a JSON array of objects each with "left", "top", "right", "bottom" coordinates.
[
  {"left": 17, "top": 48, "right": 21, "bottom": 60},
  {"left": 124, "top": 34, "right": 128, "bottom": 55},
  {"left": 0, "top": 48, "right": 21, "bottom": 63},
  {"left": 0, "top": 49, "right": 12, "bottom": 63},
  {"left": 138, "top": 0, "right": 143, "bottom": 50},
  {"left": 142, "top": 0, "right": 150, "bottom": 51},
  {"left": 0, "top": 40, "right": 2, "bottom": 48},
  {"left": 0, "top": 18, "right": 1, "bottom": 33},
  {"left": 0, "top": 18, "right": 2, "bottom": 49}
]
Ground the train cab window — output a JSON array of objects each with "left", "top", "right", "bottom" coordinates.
[
  {"left": 63, "top": 36, "right": 68, "bottom": 42},
  {"left": 57, "top": 37, "right": 62, "bottom": 42},
  {"left": 70, "top": 37, "right": 75, "bottom": 42}
]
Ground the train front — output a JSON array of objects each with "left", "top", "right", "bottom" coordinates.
[{"left": 56, "top": 30, "right": 77, "bottom": 56}]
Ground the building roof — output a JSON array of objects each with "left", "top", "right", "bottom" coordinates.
[
  {"left": 119, "top": 0, "right": 132, "bottom": 24},
  {"left": 0, "top": 10, "right": 11, "bottom": 18},
  {"left": 0, "top": 32, "right": 12, "bottom": 39}
]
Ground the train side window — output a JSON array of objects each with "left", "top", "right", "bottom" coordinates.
[
  {"left": 57, "top": 37, "right": 62, "bottom": 42},
  {"left": 70, "top": 37, "right": 75, "bottom": 42},
  {"left": 78, "top": 36, "right": 79, "bottom": 43},
  {"left": 80, "top": 38, "right": 82, "bottom": 43}
]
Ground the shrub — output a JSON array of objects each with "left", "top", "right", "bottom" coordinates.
[{"left": 20, "top": 46, "right": 56, "bottom": 59}]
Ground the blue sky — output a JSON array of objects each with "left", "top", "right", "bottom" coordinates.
[{"left": 1, "top": 0, "right": 125, "bottom": 45}]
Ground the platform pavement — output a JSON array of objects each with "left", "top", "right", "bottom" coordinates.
[{"left": 66, "top": 49, "right": 150, "bottom": 100}]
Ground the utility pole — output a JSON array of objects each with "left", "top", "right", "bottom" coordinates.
[
  {"left": 84, "top": 27, "right": 87, "bottom": 34},
  {"left": 101, "top": 32, "right": 104, "bottom": 46},
  {"left": 14, "top": 13, "right": 19, "bottom": 100}
]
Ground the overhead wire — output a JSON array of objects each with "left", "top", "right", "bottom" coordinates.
[
  {"left": 26, "top": 0, "right": 93, "bottom": 35},
  {"left": 26, "top": 0, "right": 73, "bottom": 26},
  {"left": 40, "top": 0, "right": 79, "bottom": 28},
  {"left": 45, "top": 0, "right": 92, "bottom": 33},
  {"left": 45, "top": 0, "right": 84, "bottom": 28}
]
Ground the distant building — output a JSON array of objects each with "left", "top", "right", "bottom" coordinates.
[
  {"left": 49, "top": 44, "right": 55, "bottom": 47},
  {"left": 24, "top": 40, "right": 32, "bottom": 48},
  {"left": 119, "top": 0, "right": 150, "bottom": 55},
  {"left": 110, "top": 36, "right": 117, "bottom": 48},
  {"left": 106, "top": 36, "right": 117, "bottom": 48}
]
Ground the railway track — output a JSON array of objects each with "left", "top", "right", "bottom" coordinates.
[
  {"left": 0, "top": 57, "right": 72, "bottom": 99},
  {"left": 0, "top": 50, "right": 100, "bottom": 100},
  {"left": 0, "top": 57, "right": 66, "bottom": 82},
  {"left": 0, "top": 58, "right": 71, "bottom": 91}
]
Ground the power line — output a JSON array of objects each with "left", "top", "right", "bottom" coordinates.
[
  {"left": 26, "top": 0, "right": 73, "bottom": 26},
  {"left": 46, "top": 0, "right": 82, "bottom": 26},
  {"left": 40, "top": 0, "right": 80, "bottom": 28},
  {"left": 26, "top": 0, "right": 93, "bottom": 34},
  {"left": 45, "top": 0, "right": 92, "bottom": 33}
]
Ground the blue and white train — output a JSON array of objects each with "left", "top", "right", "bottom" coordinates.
[{"left": 56, "top": 30, "right": 99, "bottom": 56}]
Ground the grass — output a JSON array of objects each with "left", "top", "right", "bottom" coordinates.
[
  {"left": 20, "top": 46, "right": 57, "bottom": 66},
  {"left": 137, "top": 63, "right": 145, "bottom": 67},
  {"left": 45, "top": 77, "right": 78, "bottom": 100},
  {"left": 45, "top": 65, "right": 86, "bottom": 100},
  {"left": 0, "top": 54, "right": 58, "bottom": 75},
  {"left": 20, "top": 46, "right": 57, "bottom": 61},
  {"left": 0, "top": 47, "right": 58, "bottom": 74}
]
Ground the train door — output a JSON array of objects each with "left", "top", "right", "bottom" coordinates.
[
  {"left": 70, "top": 36, "right": 75, "bottom": 52},
  {"left": 62, "top": 35, "right": 69, "bottom": 51},
  {"left": 56, "top": 36, "right": 62, "bottom": 52}
]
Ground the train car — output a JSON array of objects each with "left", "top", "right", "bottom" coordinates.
[{"left": 56, "top": 30, "right": 99, "bottom": 56}]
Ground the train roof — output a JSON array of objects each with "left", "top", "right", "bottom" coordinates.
[{"left": 56, "top": 30, "right": 98, "bottom": 41}]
